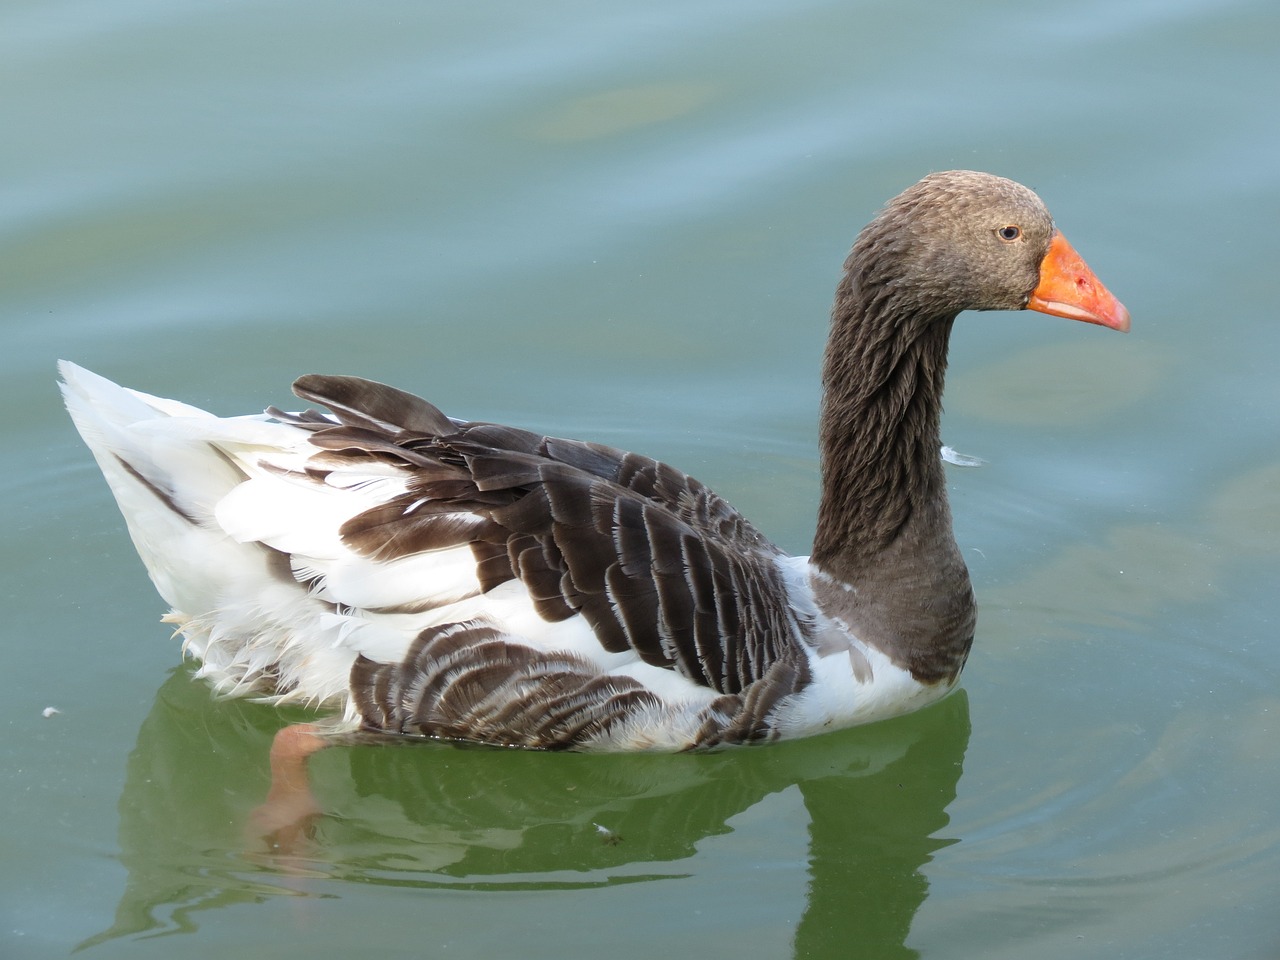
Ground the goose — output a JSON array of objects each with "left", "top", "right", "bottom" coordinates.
[{"left": 61, "top": 170, "right": 1129, "bottom": 752}]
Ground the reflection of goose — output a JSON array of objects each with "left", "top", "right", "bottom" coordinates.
[
  {"left": 62, "top": 171, "right": 1126, "bottom": 750},
  {"left": 81, "top": 668, "right": 970, "bottom": 956}
]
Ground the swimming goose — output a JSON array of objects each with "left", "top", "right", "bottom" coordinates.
[{"left": 61, "top": 170, "right": 1128, "bottom": 751}]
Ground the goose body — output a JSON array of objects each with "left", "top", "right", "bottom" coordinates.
[{"left": 62, "top": 171, "right": 1128, "bottom": 751}]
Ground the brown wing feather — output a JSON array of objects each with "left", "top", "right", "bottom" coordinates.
[{"left": 287, "top": 375, "right": 815, "bottom": 695}]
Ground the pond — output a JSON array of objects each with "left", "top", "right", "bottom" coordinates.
[{"left": 3, "top": 0, "right": 1278, "bottom": 957}]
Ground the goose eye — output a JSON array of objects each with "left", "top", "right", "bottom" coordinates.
[{"left": 997, "top": 225, "right": 1021, "bottom": 242}]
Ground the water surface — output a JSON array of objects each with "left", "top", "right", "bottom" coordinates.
[{"left": 3, "top": 1, "right": 1278, "bottom": 957}]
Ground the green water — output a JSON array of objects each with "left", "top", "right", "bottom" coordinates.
[{"left": 3, "top": 0, "right": 1278, "bottom": 957}]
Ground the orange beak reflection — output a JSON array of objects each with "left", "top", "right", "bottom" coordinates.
[{"left": 1028, "top": 231, "right": 1130, "bottom": 332}]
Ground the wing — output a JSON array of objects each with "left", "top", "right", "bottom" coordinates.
[{"left": 288, "top": 375, "right": 815, "bottom": 696}]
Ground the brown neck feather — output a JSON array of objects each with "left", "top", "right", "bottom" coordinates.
[
  {"left": 810, "top": 255, "right": 975, "bottom": 684},
  {"left": 813, "top": 279, "right": 953, "bottom": 571}
]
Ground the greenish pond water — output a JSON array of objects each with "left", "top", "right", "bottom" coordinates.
[{"left": 3, "top": 1, "right": 1278, "bottom": 957}]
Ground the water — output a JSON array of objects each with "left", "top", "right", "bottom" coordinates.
[{"left": 3, "top": 0, "right": 1278, "bottom": 956}]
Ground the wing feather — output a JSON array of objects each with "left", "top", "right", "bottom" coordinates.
[{"left": 291, "top": 375, "right": 815, "bottom": 696}]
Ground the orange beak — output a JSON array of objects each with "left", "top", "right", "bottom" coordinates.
[{"left": 1027, "top": 231, "right": 1130, "bottom": 332}]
